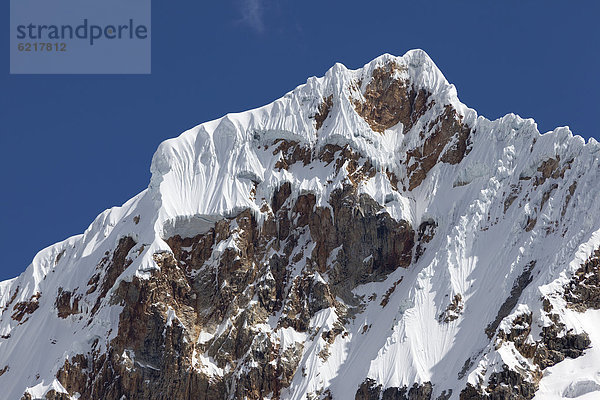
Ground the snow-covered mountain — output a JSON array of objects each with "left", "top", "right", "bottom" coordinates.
[{"left": 2, "top": 49, "right": 600, "bottom": 400}]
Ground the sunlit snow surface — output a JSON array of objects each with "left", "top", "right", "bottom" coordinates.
[{"left": 1, "top": 49, "right": 599, "bottom": 399}]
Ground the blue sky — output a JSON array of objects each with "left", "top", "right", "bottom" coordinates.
[{"left": 1, "top": 1, "right": 599, "bottom": 281}]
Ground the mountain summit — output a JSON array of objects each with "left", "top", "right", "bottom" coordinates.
[{"left": 1, "top": 50, "right": 600, "bottom": 400}]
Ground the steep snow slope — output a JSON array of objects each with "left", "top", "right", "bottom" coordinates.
[{"left": 1, "top": 49, "right": 599, "bottom": 400}]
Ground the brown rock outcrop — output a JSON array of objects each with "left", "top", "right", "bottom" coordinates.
[
  {"left": 55, "top": 288, "right": 81, "bottom": 319},
  {"left": 11, "top": 292, "right": 41, "bottom": 322},
  {"left": 352, "top": 62, "right": 432, "bottom": 133},
  {"left": 315, "top": 94, "right": 333, "bottom": 131},
  {"left": 564, "top": 248, "right": 600, "bottom": 311},
  {"left": 406, "top": 105, "right": 471, "bottom": 190}
]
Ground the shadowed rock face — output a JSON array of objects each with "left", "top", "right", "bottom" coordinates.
[
  {"left": 460, "top": 366, "right": 537, "bottom": 400},
  {"left": 565, "top": 248, "right": 600, "bottom": 311},
  {"left": 310, "top": 185, "right": 414, "bottom": 302},
  {"left": 355, "top": 378, "right": 433, "bottom": 400},
  {"left": 415, "top": 219, "right": 436, "bottom": 262},
  {"left": 87, "top": 236, "right": 137, "bottom": 315},
  {"left": 50, "top": 184, "right": 414, "bottom": 400}
]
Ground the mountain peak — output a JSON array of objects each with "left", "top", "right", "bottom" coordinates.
[
  {"left": 148, "top": 50, "right": 473, "bottom": 226},
  {"left": 2, "top": 52, "right": 600, "bottom": 400}
]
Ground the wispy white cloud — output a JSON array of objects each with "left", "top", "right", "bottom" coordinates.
[{"left": 239, "top": 0, "right": 265, "bottom": 33}]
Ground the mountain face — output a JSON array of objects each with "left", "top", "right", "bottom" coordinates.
[{"left": 2, "top": 49, "right": 600, "bottom": 400}]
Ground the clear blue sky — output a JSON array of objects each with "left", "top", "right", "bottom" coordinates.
[{"left": 1, "top": 1, "right": 599, "bottom": 281}]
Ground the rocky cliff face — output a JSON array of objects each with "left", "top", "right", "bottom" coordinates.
[{"left": 1, "top": 50, "right": 600, "bottom": 400}]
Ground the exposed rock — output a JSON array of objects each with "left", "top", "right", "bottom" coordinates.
[
  {"left": 355, "top": 378, "right": 381, "bottom": 400},
  {"left": 352, "top": 62, "right": 432, "bottom": 133},
  {"left": 50, "top": 183, "right": 415, "bottom": 399},
  {"left": 564, "top": 248, "right": 600, "bottom": 311},
  {"left": 55, "top": 250, "right": 65, "bottom": 266},
  {"left": 1, "top": 286, "right": 19, "bottom": 313},
  {"left": 487, "top": 365, "right": 538, "bottom": 400},
  {"left": 485, "top": 261, "right": 535, "bottom": 338},
  {"left": 497, "top": 313, "right": 536, "bottom": 359},
  {"left": 380, "top": 278, "right": 403, "bottom": 308},
  {"left": 537, "top": 157, "right": 560, "bottom": 182},
  {"left": 460, "top": 365, "right": 538, "bottom": 400},
  {"left": 439, "top": 294, "right": 463, "bottom": 323},
  {"left": 461, "top": 260, "right": 573, "bottom": 399},
  {"left": 89, "top": 236, "right": 137, "bottom": 314},
  {"left": 479, "top": 299, "right": 591, "bottom": 399},
  {"left": 279, "top": 272, "right": 336, "bottom": 332},
  {"left": 273, "top": 139, "right": 312, "bottom": 170},
  {"left": 524, "top": 215, "right": 537, "bottom": 232},
  {"left": 415, "top": 219, "right": 436, "bottom": 262},
  {"left": 271, "top": 181, "right": 292, "bottom": 214},
  {"left": 504, "top": 184, "right": 520, "bottom": 213},
  {"left": 55, "top": 254, "right": 227, "bottom": 400},
  {"left": 457, "top": 357, "right": 474, "bottom": 380},
  {"left": 386, "top": 169, "right": 401, "bottom": 192},
  {"left": 561, "top": 181, "right": 577, "bottom": 219},
  {"left": 315, "top": 94, "right": 333, "bottom": 131},
  {"left": 459, "top": 384, "right": 482, "bottom": 400},
  {"left": 540, "top": 183, "right": 558, "bottom": 211},
  {"left": 317, "top": 144, "right": 377, "bottom": 187},
  {"left": 11, "top": 292, "right": 41, "bottom": 322},
  {"left": 533, "top": 313, "right": 590, "bottom": 369},
  {"left": 355, "top": 378, "right": 433, "bottom": 400},
  {"left": 406, "top": 105, "right": 471, "bottom": 190},
  {"left": 55, "top": 288, "right": 81, "bottom": 319},
  {"left": 310, "top": 185, "right": 414, "bottom": 303},
  {"left": 435, "top": 390, "right": 452, "bottom": 400},
  {"left": 528, "top": 156, "right": 572, "bottom": 188}
]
